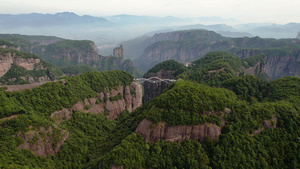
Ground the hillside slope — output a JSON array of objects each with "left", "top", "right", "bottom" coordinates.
[{"left": 0, "top": 70, "right": 143, "bottom": 168}]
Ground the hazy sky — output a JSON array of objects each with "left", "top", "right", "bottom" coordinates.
[{"left": 1, "top": 0, "right": 299, "bottom": 23}]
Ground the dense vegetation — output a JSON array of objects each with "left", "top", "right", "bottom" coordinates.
[
  {"left": 60, "top": 65, "right": 98, "bottom": 75},
  {"left": 0, "top": 39, "right": 18, "bottom": 48},
  {"left": 175, "top": 52, "right": 268, "bottom": 87},
  {"left": 0, "top": 51, "right": 299, "bottom": 169},
  {"left": 0, "top": 34, "right": 64, "bottom": 53},
  {"left": 147, "top": 59, "right": 185, "bottom": 73}
]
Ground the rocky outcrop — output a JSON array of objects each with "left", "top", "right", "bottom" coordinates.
[
  {"left": 51, "top": 81, "right": 142, "bottom": 121},
  {"left": 135, "top": 119, "right": 221, "bottom": 143},
  {"left": 113, "top": 45, "right": 125, "bottom": 65},
  {"left": 136, "top": 108, "right": 230, "bottom": 143},
  {"left": 264, "top": 54, "right": 300, "bottom": 80},
  {"left": 236, "top": 50, "right": 300, "bottom": 79},
  {"left": 0, "top": 50, "right": 41, "bottom": 77},
  {"left": 252, "top": 116, "right": 278, "bottom": 136},
  {"left": 143, "top": 69, "right": 174, "bottom": 103},
  {"left": 244, "top": 59, "right": 266, "bottom": 77},
  {"left": 16, "top": 126, "right": 69, "bottom": 157},
  {"left": 113, "top": 45, "right": 125, "bottom": 59},
  {"left": 135, "top": 42, "right": 211, "bottom": 72},
  {"left": 50, "top": 108, "right": 72, "bottom": 125},
  {"left": 0, "top": 48, "right": 61, "bottom": 84},
  {"left": 297, "top": 31, "right": 300, "bottom": 39}
]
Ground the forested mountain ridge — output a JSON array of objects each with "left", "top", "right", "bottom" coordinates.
[
  {"left": 0, "top": 34, "right": 64, "bottom": 53},
  {"left": 0, "top": 58, "right": 299, "bottom": 168},
  {"left": 142, "top": 52, "right": 268, "bottom": 102},
  {"left": 0, "top": 34, "right": 143, "bottom": 77},
  {"left": 132, "top": 29, "right": 300, "bottom": 79}
]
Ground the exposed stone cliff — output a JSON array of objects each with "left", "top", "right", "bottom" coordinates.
[
  {"left": 252, "top": 116, "right": 278, "bottom": 135},
  {"left": 113, "top": 45, "right": 124, "bottom": 59},
  {"left": 0, "top": 48, "right": 61, "bottom": 84},
  {"left": 135, "top": 119, "right": 221, "bottom": 143},
  {"left": 36, "top": 40, "right": 102, "bottom": 66},
  {"left": 113, "top": 45, "right": 125, "bottom": 65},
  {"left": 143, "top": 69, "right": 174, "bottom": 103},
  {"left": 136, "top": 110, "right": 277, "bottom": 143},
  {"left": 51, "top": 81, "right": 143, "bottom": 124},
  {"left": 297, "top": 31, "right": 300, "bottom": 39},
  {"left": 16, "top": 126, "right": 69, "bottom": 157},
  {"left": 235, "top": 50, "right": 300, "bottom": 79},
  {"left": 144, "top": 29, "right": 224, "bottom": 46}
]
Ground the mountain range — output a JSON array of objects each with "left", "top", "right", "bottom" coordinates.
[{"left": 0, "top": 12, "right": 300, "bottom": 55}]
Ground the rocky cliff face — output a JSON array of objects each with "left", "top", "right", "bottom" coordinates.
[
  {"left": 143, "top": 69, "right": 175, "bottom": 103},
  {"left": 0, "top": 50, "right": 40, "bottom": 77},
  {"left": 135, "top": 108, "right": 231, "bottom": 143},
  {"left": 252, "top": 116, "right": 278, "bottom": 135},
  {"left": 135, "top": 30, "right": 224, "bottom": 72},
  {"left": 51, "top": 81, "right": 142, "bottom": 124},
  {"left": 135, "top": 40, "right": 213, "bottom": 72},
  {"left": 144, "top": 30, "right": 224, "bottom": 46},
  {"left": 297, "top": 31, "right": 300, "bottom": 39},
  {"left": 135, "top": 119, "right": 221, "bottom": 143},
  {"left": 113, "top": 45, "right": 125, "bottom": 65},
  {"left": 113, "top": 45, "right": 125, "bottom": 59},
  {"left": 16, "top": 126, "right": 69, "bottom": 157},
  {"left": 136, "top": 109, "right": 277, "bottom": 143},
  {"left": 37, "top": 40, "right": 102, "bottom": 66},
  {"left": 235, "top": 50, "right": 300, "bottom": 79}
]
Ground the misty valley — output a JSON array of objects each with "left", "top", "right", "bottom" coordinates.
[{"left": 0, "top": 12, "right": 299, "bottom": 169}]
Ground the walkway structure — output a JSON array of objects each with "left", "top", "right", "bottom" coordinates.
[{"left": 134, "top": 77, "right": 176, "bottom": 84}]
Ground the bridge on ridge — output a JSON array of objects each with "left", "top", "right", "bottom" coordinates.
[{"left": 134, "top": 77, "right": 176, "bottom": 84}]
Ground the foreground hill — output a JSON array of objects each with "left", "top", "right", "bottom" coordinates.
[
  {"left": 0, "top": 52, "right": 299, "bottom": 168},
  {"left": 94, "top": 78, "right": 299, "bottom": 168},
  {"left": 0, "top": 70, "right": 142, "bottom": 167}
]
